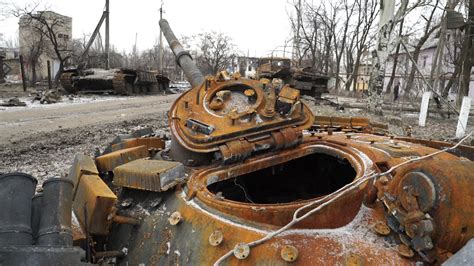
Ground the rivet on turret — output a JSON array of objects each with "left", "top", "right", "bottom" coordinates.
[
  {"left": 233, "top": 243, "right": 250, "bottom": 260},
  {"left": 208, "top": 230, "right": 224, "bottom": 246},
  {"left": 168, "top": 211, "right": 182, "bottom": 225},
  {"left": 281, "top": 245, "right": 298, "bottom": 262},
  {"left": 373, "top": 221, "right": 391, "bottom": 235},
  {"left": 397, "top": 244, "right": 414, "bottom": 258}
]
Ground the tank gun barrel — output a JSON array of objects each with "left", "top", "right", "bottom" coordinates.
[{"left": 159, "top": 19, "right": 204, "bottom": 88}]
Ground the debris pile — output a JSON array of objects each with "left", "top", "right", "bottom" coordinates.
[{"left": 0, "top": 97, "right": 27, "bottom": 107}]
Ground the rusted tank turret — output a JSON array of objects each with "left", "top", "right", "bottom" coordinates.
[{"left": 2, "top": 19, "right": 474, "bottom": 266}]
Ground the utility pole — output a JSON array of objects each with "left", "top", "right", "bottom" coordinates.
[
  {"left": 77, "top": 0, "right": 109, "bottom": 69},
  {"left": 105, "top": 0, "right": 110, "bottom": 69},
  {"left": 158, "top": 3, "right": 163, "bottom": 73}
]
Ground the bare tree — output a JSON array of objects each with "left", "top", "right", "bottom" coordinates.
[
  {"left": 196, "top": 31, "right": 236, "bottom": 75},
  {"left": 26, "top": 31, "right": 46, "bottom": 86},
  {"left": 333, "top": 0, "right": 356, "bottom": 91},
  {"left": 287, "top": 0, "right": 378, "bottom": 92},
  {"left": 290, "top": 0, "right": 337, "bottom": 73},
  {"left": 2, "top": 35, "right": 19, "bottom": 48},
  {"left": 403, "top": 0, "right": 441, "bottom": 97},
  {"left": 12, "top": 3, "right": 72, "bottom": 85},
  {"left": 344, "top": 0, "right": 378, "bottom": 92},
  {"left": 385, "top": 17, "right": 405, "bottom": 93}
]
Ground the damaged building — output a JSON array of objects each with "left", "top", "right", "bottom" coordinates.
[{"left": 19, "top": 11, "right": 72, "bottom": 83}]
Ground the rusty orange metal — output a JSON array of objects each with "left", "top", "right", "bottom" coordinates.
[
  {"left": 93, "top": 125, "right": 473, "bottom": 265},
  {"left": 67, "top": 154, "right": 99, "bottom": 199},
  {"left": 378, "top": 160, "right": 474, "bottom": 263},
  {"left": 95, "top": 145, "right": 149, "bottom": 172},
  {"left": 72, "top": 174, "right": 117, "bottom": 235},
  {"left": 110, "top": 137, "right": 165, "bottom": 152},
  {"left": 167, "top": 75, "right": 314, "bottom": 165},
  {"left": 113, "top": 159, "right": 184, "bottom": 192},
  {"left": 277, "top": 85, "right": 300, "bottom": 103}
]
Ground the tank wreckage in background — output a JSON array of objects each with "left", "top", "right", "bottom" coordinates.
[{"left": 1, "top": 19, "right": 474, "bottom": 266}]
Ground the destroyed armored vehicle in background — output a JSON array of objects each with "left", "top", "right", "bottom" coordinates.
[
  {"left": 60, "top": 68, "right": 170, "bottom": 95},
  {"left": 59, "top": 0, "right": 170, "bottom": 96},
  {"left": 256, "top": 57, "right": 329, "bottom": 98},
  {"left": 1, "top": 19, "right": 474, "bottom": 266}
]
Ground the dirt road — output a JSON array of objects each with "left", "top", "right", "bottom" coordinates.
[
  {"left": 0, "top": 94, "right": 179, "bottom": 145},
  {"left": 0, "top": 94, "right": 179, "bottom": 184}
]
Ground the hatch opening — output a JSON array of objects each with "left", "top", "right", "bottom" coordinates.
[{"left": 207, "top": 152, "right": 356, "bottom": 204}]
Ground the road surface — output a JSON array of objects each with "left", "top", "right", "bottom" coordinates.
[{"left": 0, "top": 94, "right": 179, "bottom": 145}]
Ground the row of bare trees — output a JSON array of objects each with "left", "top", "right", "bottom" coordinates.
[
  {"left": 288, "top": 0, "right": 473, "bottom": 110},
  {"left": 289, "top": 0, "right": 379, "bottom": 92},
  {"left": 120, "top": 31, "right": 237, "bottom": 79}
]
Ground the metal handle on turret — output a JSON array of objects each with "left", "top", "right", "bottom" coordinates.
[{"left": 159, "top": 19, "right": 205, "bottom": 88}]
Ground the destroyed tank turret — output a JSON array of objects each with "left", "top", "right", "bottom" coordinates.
[
  {"left": 1, "top": 19, "right": 474, "bottom": 266},
  {"left": 60, "top": 68, "right": 170, "bottom": 95},
  {"left": 255, "top": 57, "right": 329, "bottom": 98}
]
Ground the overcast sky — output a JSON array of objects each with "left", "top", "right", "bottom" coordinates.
[{"left": 0, "top": 0, "right": 294, "bottom": 57}]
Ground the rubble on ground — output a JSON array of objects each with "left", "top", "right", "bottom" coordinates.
[
  {"left": 31, "top": 89, "right": 62, "bottom": 104},
  {"left": 0, "top": 97, "right": 27, "bottom": 107}
]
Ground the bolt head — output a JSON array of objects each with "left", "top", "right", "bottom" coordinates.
[
  {"left": 233, "top": 243, "right": 250, "bottom": 260},
  {"left": 209, "top": 230, "right": 224, "bottom": 246},
  {"left": 281, "top": 245, "right": 298, "bottom": 262},
  {"left": 168, "top": 211, "right": 182, "bottom": 225}
]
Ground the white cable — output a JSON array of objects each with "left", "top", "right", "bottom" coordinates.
[{"left": 213, "top": 132, "right": 473, "bottom": 265}]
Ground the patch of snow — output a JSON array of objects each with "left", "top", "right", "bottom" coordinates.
[{"left": 166, "top": 241, "right": 171, "bottom": 255}]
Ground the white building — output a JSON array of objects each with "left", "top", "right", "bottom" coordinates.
[{"left": 384, "top": 35, "right": 474, "bottom": 101}]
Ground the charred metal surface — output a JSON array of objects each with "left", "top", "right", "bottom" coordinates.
[
  {"left": 0, "top": 173, "right": 37, "bottom": 246},
  {"left": 0, "top": 246, "right": 86, "bottom": 266},
  {"left": 72, "top": 174, "right": 117, "bottom": 235},
  {"left": 37, "top": 178, "right": 74, "bottom": 246},
  {"left": 0, "top": 176, "right": 87, "bottom": 265},
  {"left": 102, "top": 127, "right": 154, "bottom": 155}
]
